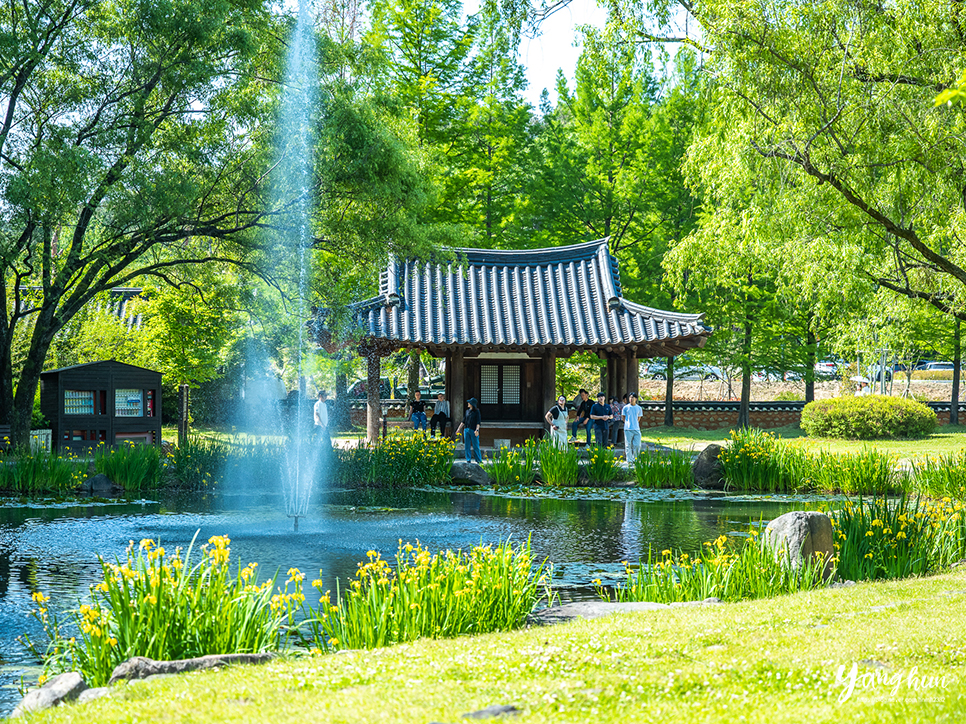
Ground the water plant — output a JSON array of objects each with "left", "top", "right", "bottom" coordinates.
[
  {"left": 911, "top": 451, "right": 966, "bottom": 499},
  {"left": 536, "top": 439, "right": 580, "bottom": 486},
  {"left": 21, "top": 534, "right": 302, "bottom": 687},
  {"left": 597, "top": 530, "right": 828, "bottom": 604},
  {"left": 94, "top": 440, "right": 163, "bottom": 491},
  {"left": 484, "top": 439, "right": 537, "bottom": 485},
  {"left": 333, "top": 432, "right": 455, "bottom": 488},
  {"left": 304, "top": 539, "right": 551, "bottom": 651},
  {"left": 585, "top": 444, "right": 620, "bottom": 485},
  {"left": 632, "top": 447, "right": 693, "bottom": 488},
  {"left": 0, "top": 447, "right": 85, "bottom": 494},
  {"left": 828, "top": 495, "right": 966, "bottom": 580}
]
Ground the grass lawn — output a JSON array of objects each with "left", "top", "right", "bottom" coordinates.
[
  {"left": 31, "top": 569, "right": 966, "bottom": 723},
  {"left": 644, "top": 424, "right": 966, "bottom": 459}
]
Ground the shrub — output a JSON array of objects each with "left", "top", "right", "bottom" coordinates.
[
  {"left": 828, "top": 495, "right": 966, "bottom": 580},
  {"left": 801, "top": 395, "right": 937, "bottom": 439},
  {"left": 537, "top": 439, "right": 580, "bottom": 486},
  {"left": 94, "top": 441, "right": 163, "bottom": 491},
  {"left": 22, "top": 534, "right": 300, "bottom": 686},
  {"left": 632, "top": 447, "right": 693, "bottom": 488},
  {"left": 0, "top": 448, "right": 84, "bottom": 494},
  {"left": 485, "top": 440, "right": 537, "bottom": 485},
  {"left": 597, "top": 530, "right": 828, "bottom": 604},
  {"left": 772, "top": 391, "right": 804, "bottom": 402},
  {"left": 304, "top": 540, "right": 551, "bottom": 651}
]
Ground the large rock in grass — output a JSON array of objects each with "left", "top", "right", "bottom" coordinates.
[
  {"left": 108, "top": 654, "right": 274, "bottom": 685},
  {"left": 79, "top": 473, "right": 122, "bottom": 496},
  {"left": 11, "top": 672, "right": 88, "bottom": 717},
  {"left": 692, "top": 444, "right": 725, "bottom": 489},
  {"left": 764, "top": 511, "right": 835, "bottom": 579},
  {"left": 450, "top": 462, "right": 490, "bottom": 486}
]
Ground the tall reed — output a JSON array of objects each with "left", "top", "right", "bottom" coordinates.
[
  {"left": 94, "top": 440, "right": 163, "bottom": 491},
  {"left": 0, "top": 447, "right": 84, "bottom": 495},
  {"left": 485, "top": 439, "right": 538, "bottom": 485},
  {"left": 585, "top": 444, "right": 620, "bottom": 485},
  {"left": 537, "top": 439, "right": 580, "bottom": 486},
  {"left": 633, "top": 447, "right": 693, "bottom": 488},
  {"left": 911, "top": 451, "right": 966, "bottom": 499}
]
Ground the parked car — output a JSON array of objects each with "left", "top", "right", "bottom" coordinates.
[
  {"left": 867, "top": 364, "right": 893, "bottom": 383},
  {"left": 920, "top": 361, "right": 955, "bottom": 371},
  {"left": 814, "top": 359, "right": 844, "bottom": 379},
  {"left": 643, "top": 357, "right": 724, "bottom": 381}
]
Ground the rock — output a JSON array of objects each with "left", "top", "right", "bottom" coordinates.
[
  {"left": 11, "top": 672, "right": 88, "bottom": 717},
  {"left": 764, "top": 510, "right": 835, "bottom": 579},
  {"left": 108, "top": 654, "right": 274, "bottom": 685},
  {"left": 77, "top": 687, "right": 110, "bottom": 704},
  {"left": 80, "top": 473, "right": 122, "bottom": 496},
  {"left": 450, "top": 462, "right": 491, "bottom": 486},
  {"left": 529, "top": 601, "right": 669, "bottom": 625},
  {"left": 462, "top": 704, "right": 521, "bottom": 719},
  {"left": 692, "top": 444, "right": 725, "bottom": 489}
]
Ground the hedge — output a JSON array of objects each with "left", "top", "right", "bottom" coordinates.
[{"left": 801, "top": 395, "right": 937, "bottom": 439}]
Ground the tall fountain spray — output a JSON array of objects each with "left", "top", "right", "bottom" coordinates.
[{"left": 278, "top": 0, "right": 318, "bottom": 532}]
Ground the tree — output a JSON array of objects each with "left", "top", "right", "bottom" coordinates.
[{"left": 0, "top": 0, "right": 282, "bottom": 445}]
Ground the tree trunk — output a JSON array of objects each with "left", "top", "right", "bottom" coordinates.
[
  {"left": 737, "top": 313, "right": 752, "bottom": 429},
  {"left": 805, "top": 328, "right": 816, "bottom": 404},
  {"left": 953, "top": 319, "right": 961, "bottom": 426},
  {"left": 664, "top": 356, "right": 675, "bottom": 427},
  {"left": 407, "top": 351, "right": 419, "bottom": 406},
  {"left": 334, "top": 365, "right": 348, "bottom": 432}
]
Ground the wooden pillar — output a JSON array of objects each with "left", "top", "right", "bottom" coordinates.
[
  {"left": 177, "top": 384, "right": 189, "bottom": 447},
  {"left": 366, "top": 351, "right": 381, "bottom": 443},
  {"left": 598, "top": 352, "right": 607, "bottom": 395},
  {"left": 617, "top": 355, "right": 628, "bottom": 400},
  {"left": 542, "top": 351, "right": 557, "bottom": 415},
  {"left": 627, "top": 351, "right": 639, "bottom": 397},
  {"left": 451, "top": 349, "right": 465, "bottom": 433}
]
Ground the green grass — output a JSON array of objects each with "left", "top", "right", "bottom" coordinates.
[{"left": 29, "top": 568, "right": 966, "bottom": 723}]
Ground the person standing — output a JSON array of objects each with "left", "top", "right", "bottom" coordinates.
[
  {"left": 455, "top": 398, "right": 482, "bottom": 463},
  {"left": 314, "top": 390, "right": 330, "bottom": 447},
  {"left": 409, "top": 390, "right": 428, "bottom": 431},
  {"left": 430, "top": 392, "right": 450, "bottom": 437},
  {"left": 545, "top": 395, "right": 570, "bottom": 448},
  {"left": 623, "top": 393, "right": 643, "bottom": 462},
  {"left": 608, "top": 395, "right": 624, "bottom": 446},
  {"left": 589, "top": 392, "right": 613, "bottom": 447},
  {"left": 569, "top": 389, "right": 593, "bottom": 444}
]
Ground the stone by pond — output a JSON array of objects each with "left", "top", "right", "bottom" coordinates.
[{"left": 0, "top": 485, "right": 843, "bottom": 715}]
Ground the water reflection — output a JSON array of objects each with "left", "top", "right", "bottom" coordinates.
[{"left": 0, "top": 487, "right": 832, "bottom": 714}]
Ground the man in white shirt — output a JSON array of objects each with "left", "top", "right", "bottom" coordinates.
[
  {"left": 314, "top": 390, "right": 330, "bottom": 446},
  {"left": 623, "top": 393, "right": 643, "bottom": 462}
]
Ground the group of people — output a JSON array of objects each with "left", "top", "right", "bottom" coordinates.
[{"left": 545, "top": 389, "right": 644, "bottom": 462}]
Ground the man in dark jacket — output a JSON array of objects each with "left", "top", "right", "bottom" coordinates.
[{"left": 569, "top": 389, "right": 592, "bottom": 444}]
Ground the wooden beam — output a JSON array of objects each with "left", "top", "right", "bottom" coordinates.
[
  {"left": 452, "top": 349, "right": 465, "bottom": 433},
  {"left": 366, "top": 351, "right": 381, "bottom": 444},
  {"left": 627, "top": 350, "right": 639, "bottom": 398},
  {"left": 617, "top": 355, "right": 628, "bottom": 400},
  {"left": 542, "top": 351, "right": 556, "bottom": 417}
]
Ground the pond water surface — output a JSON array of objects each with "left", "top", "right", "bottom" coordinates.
[{"left": 0, "top": 486, "right": 838, "bottom": 715}]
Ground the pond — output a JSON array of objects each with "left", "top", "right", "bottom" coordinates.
[{"left": 0, "top": 486, "right": 838, "bottom": 715}]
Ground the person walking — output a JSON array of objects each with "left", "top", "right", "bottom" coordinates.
[
  {"left": 623, "top": 393, "right": 643, "bottom": 462},
  {"left": 456, "top": 398, "right": 482, "bottom": 463},
  {"left": 608, "top": 395, "right": 624, "bottom": 446},
  {"left": 409, "top": 390, "right": 428, "bottom": 431},
  {"left": 589, "top": 392, "right": 613, "bottom": 447},
  {"left": 545, "top": 395, "right": 570, "bottom": 448},
  {"left": 314, "top": 390, "right": 330, "bottom": 447},
  {"left": 569, "top": 389, "right": 593, "bottom": 444},
  {"left": 430, "top": 392, "right": 450, "bottom": 437}
]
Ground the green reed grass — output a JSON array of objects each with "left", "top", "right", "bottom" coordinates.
[
  {"left": 597, "top": 530, "right": 828, "bottom": 604},
  {"left": 21, "top": 533, "right": 300, "bottom": 687},
  {"left": 828, "top": 495, "right": 966, "bottom": 580},
  {"left": 485, "top": 439, "right": 538, "bottom": 485},
  {"left": 334, "top": 432, "right": 455, "bottom": 488},
  {"left": 303, "top": 539, "right": 551, "bottom": 652},
  {"left": 585, "top": 444, "right": 620, "bottom": 485},
  {"left": 632, "top": 447, "right": 693, "bottom": 488},
  {"left": 167, "top": 436, "right": 230, "bottom": 488},
  {"left": 911, "top": 450, "right": 966, "bottom": 499},
  {"left": 94, "top": 440, "right": 163, "bottom": 491},
  {"left": 537, "top": 439, "right": 580, "bottom": 486},
  {"left": 0, "top": 447, "right": 85, "bottom": 494}
]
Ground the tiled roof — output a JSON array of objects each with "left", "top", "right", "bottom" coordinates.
[{"left": 352, "top": 239, "right": 708, "bottom": 354}]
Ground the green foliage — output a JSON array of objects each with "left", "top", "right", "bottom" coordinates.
[
  {"left": 22, "top": 535, "right": 299, "bottom": 687},
  {"left": 599, "top": 531, "right": 827, "bottom": 604},
  {"left": 829, "top": 496, "right": 966, "bottom": 581},
  {"left": 719, "top": 428, "right": 908, "bottom": 495},
  {"left": 536, "top": 439, "right": 580, "bottom": 486},
  {"left": 0, "top": 448, "right": 84, "bottom": 495},
  {"left": 585, "top": 444, "right": 620, "bottom": 486},
  {"left": 94, "top": 442, "right": 163, "bottom": 492},
  {"left": 167, "top": 437, "right": 231, "bottom": 489},
  {"left": 772, "top": 391, "right": 803, "bottom": 402},
  {"left": 304, "top": 540, "right": 550, "bottom": 651},
  {"left": 912, "top": 451, "right": 966, "bottom": 499},
  {"left": 332, "top": 432, "right": 455, "bottom": 488},
  {"left": 484, "top": 440, "right": 537, "bottom": 485},
  {"left": 632, "top": 447, "right": 693, "bottom": 489},
  {"left": 801, "top": 396, "right": 937, "bottom": 440}
]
